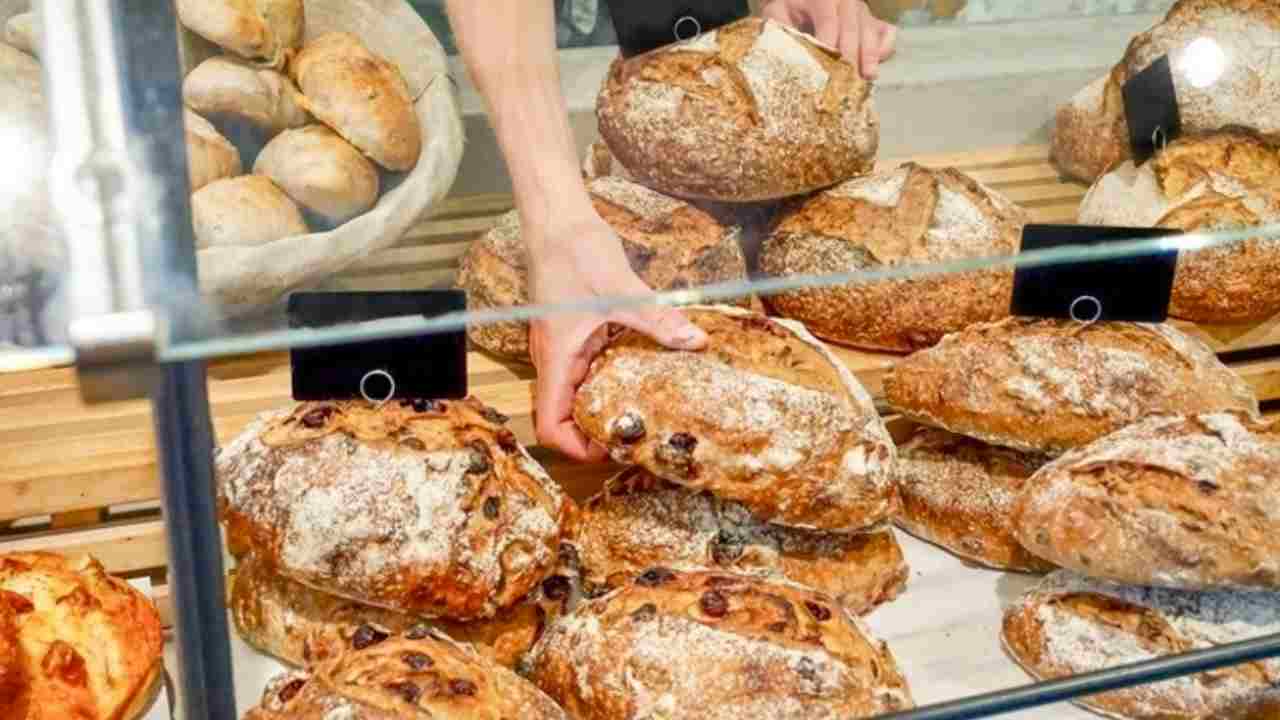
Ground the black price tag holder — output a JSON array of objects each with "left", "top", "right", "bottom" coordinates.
[
  {"left": 286, "top": 291, "right": 468, "bottom": 403},
  {"left": 1122, "top": 55, "right": 1182, "bottom": 165},
  {"left": 605, "top": 0, "right": 750, "bottom": 57},
  {"left": 1011, "top": 224, "right": 1181, "bottom": 323}
]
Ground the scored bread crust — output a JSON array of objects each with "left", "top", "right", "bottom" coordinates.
[
  {"left": 884, "top": 318, "right": 1259, "bottom": 455},
  {"left": 216, "top": 397, "right": 571, "bottom": 621},
  {"left": 0, "top": 594, "right": 27, "bottom": 719},
  {"left": 176, "top": 0, "right": 304, "bottom": 70},
  {"left": 1014, "top": 412, "right": 1280, "bottom": 591},
  {"left": 1003, "top": 571, "right": 1280, "bottom": 720},
  {"left": 760, "top": 163, "right": 1028, "bottom": 353},
  {"left": 894, "top": 426, "right": 1054, "bottom": 573},
  {"left": 528, "top": 569, "right": 914, "bottom": 720},
  {"left": 597, "top": 18, "right": 878, "bottom": 202},
  {"left": 573, "top": 305, "right": 898, "bottom": 532}
]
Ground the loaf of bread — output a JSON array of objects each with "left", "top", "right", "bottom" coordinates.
[
  {"left": 456, "top": 177, "right": 753, "bottom": 362},
  {"left": 760, "top": 163, "right": 1028, "bottom": 353},
  {"left": 574, "top": 306, "right": 898, "bottom": 532},
  {"left": 4, "top": 12, "right": 37, "bottom": 59},
  {"left": 0, "top": 590, "right": 27, "bottom": 718},
  {"left": 176, "top": 0, "right": 304, "bottom": 69},
  {"left": 184, "top": 109, "right": 242, "bottom": 193},
  {"left": 243, "top": 629, "right": 568, "bottom": 720},
  {"left": 183, "top": 56, "right": 310, "bottom": 137},
  {"left": 216, "top": 398, "right": 571, "bottom": 621},
  {"left": 192, "top": 175, "right": 307, "bottom": 249},
  {"left": 895, "top": 426, "right": 1054, "bottom": 573},
  {"left": 1004, "top": 571, "right": 1280, "bottom": 719},
  {"left": 291, "top": 32, "right": 422, "bottom": 172},
  {"left": 528, "top": 569, "right": 913, "bottom": 719},
  {"left": 884, "top": 318, "right": 1258, "bottom": 455},
  {"left": 597, "top": 17, "right": 878, "bottom": 202},
  {"left": 1052, "top": 0, "right": 1280, "bottom": 182},
  {"left": 254, "top": 125, "right": 379, "bottom": 225},
  {"left": 1079, "top": 130, "right": 1280, "bottom": 323}
]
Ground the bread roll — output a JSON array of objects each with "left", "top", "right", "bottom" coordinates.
[
  {"left": 254, "top": 125, "right": 379, "bottom": 225},
  {"left": 175, "top": 0, "right": 303, "bottom": 69},
  {"left": 216, "top": 398, "right": 571, "bottom": 621},
  {"left": 183, "top": 56, "right": 309, "bottom": 137},
  {"left": 597, "top": 17, "right": 878, "bottom": 202},
  {"left": 191, "top": 175, "right": 306, "bottom": 249},
  {"left": 184, "top": 109, "right": 241, "bottom": 193},
  {"left": 1003, "top": 571, "right": 1280, "bottom": 720},
  {"left": 574, "top": 306, "right": 898, "bottom": 532},
  {"left": 528, "top": 569, "right": 914, "bottom": 719},
  {"left": 290, "top": 32, "right": 421, "bottom": 171},
  {"left": 884, "top": 318, "right": 1258, "bottom": 455},
  {"left": 4, "top": 12, "right": 38, "bottom": 58},
  {"left": 0, "top": 592, "right": 27, "bottom": 719},
  {"left": 760, "top": 163, "right": 1028, "bottom": 352}
]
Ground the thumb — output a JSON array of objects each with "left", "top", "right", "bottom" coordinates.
[{"left": 611, "top": 305, "right": 708, "bottom": 351}]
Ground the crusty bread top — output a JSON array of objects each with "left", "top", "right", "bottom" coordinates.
[
  {"left": 183, "top": 56, "right": 311, "bottom": 137},
  {"left": 0, "top": 591, "right": 26, "bottom": 719},
  {"left": 176, "top": 0, "right": 304, "bottom": 69}
]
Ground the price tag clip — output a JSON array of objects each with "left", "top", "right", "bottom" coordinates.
[{"left": 1122, "top": 55, "right": 1182, "bottom": 165}]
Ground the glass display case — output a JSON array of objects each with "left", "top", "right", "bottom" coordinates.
[{"left": 2, "top": 1, "right": 1279, "bottom": 719}]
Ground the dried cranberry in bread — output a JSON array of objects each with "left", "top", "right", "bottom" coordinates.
[
  {"left": 572, "top": 467, "right": 908, "bottom": 615},
  {"left": 884, "top": 318, "right": 1258, "bottom": 455},
  {"left": 895, "top": 426, "right": 1054, "bottom": 573},
  {"left": 597, "top": 18, "right": 878, "bottom": 202},
  {"left": 1003, "top": 571, "right": 1280, "bottom": 719},
  {"left": 573, "top": 306, "right": 898, "bottom": 532},
  {"left": 243, "top": 629, "right": 568, "bottom": 720},
  {"left": 0, "top": 592, "right": 26, "bottom": 719},
  {"left": 216, "top": 397, "right": 570, "bottom": 621},
  {"left": 528, "top": 569, "right": 913, "bottom": 719},
  {"left": 760, "top": 164, "right": 1028, "bottom": 353}
]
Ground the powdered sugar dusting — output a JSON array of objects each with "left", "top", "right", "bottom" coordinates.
[{"left": 588, "top": 175, "right": 683, "bottom": 221}]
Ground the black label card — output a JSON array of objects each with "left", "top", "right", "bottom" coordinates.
[
  {"left": 1011, "top": 224, "right": 1179, "bottom": 323},
  {"left": 287, "top": 291, "right": 467, "bottom": 402},
  {"left": 1122, "top": 55, "right": 1182, "bottom": 164},
  {"left": 605, "top": 0, "right": 751, "bottom": 57}
]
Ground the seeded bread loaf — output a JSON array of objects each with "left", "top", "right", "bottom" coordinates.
[
  {"left": 574, "top": 306, "right": 898, "bottom": 532},
  {"left": 528, "top": 569, "right": 913, "bottom": 719},
  {"left": 1003, "top": 571, "right": 1280, "bottom": 720},
  {"left": 760, "top": 163, "right": 1028, "bottom": 353},
  {"left": 183, "top": 56, "right": 310, "bottom": 138},
  {"left": 597, "top": 17, "right": 878, "bottom": 202},
  {"left": 176, "top": 0, "right": 303, "bottom": 69},
  {"left": 216, "top": 397, "right": 571, "bottom": 621},
  {"left": 884, "top": 318, "right": 1258, "bottom": 455}
]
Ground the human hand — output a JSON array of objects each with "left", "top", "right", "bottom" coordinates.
[{"left": 761, "top": 0, "right": 898, "bottom": 79}]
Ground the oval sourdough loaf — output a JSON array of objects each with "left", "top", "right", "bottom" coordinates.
[
  {"left": 244, "top": 629, "right": 568, "bottom": 720},
  {"left": 254, "top": 125, "right": 380, "bottom": 225},
  {"left": 571, "top": 467, "right": 908, "bottom": 615},
  {"left": 1079, "top": 131, "right": 1280, "bottom": 323},
  {"left": 1014, "top": 412, "right": 1280, "bottom": 591},
  {"left": 457, "top": 177, "right": 753, "bottom": 362},
  {"left": 760, "top": 163, "right": 1028, "bottom": 352},
  {"left": 1003, "top": 571, "right": 1280, "bottom": 719},
  {"left": 1052, "top": 0, "right": 1280, "bottom": 182},
  {"left": 884, "top": 318, "right": 1259, "bottom": 455},
  {"left": 895, "top": 426, "right": 1054, "bottom": 573},
  {"left": 597, "top": 17, "right": 878, "bottom": 202},
  {"left": 574, "top": 306, "right": 898, "bottom": 532},
  {"left": 183, "top": 56, "right": 311, "bottom": 138},
  {"left": 216, "top": 397, "right": 571, "bottom": 621},
  {"left": 176, "top": 0, "right": 303, "bottom": 70},
  {"left": 191, "top": 175, "right": 308, "bottom": 249},
  {"left": 528, "top": 569, "right": 913, "bottom": 719}
]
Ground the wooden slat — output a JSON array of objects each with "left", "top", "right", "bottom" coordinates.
[{"left": 1, "top": 520, "right": 167, "bottom": 575}]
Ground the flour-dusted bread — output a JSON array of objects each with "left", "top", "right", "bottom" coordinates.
[
  {"left": 243, "top": 629, "right": 568, "bottom": 720},
  {"left": 575, "top": 306, "right": 898, "bottom": 532},
  {"left": 0, "top": 553, "right": 164, "bottom": 720},
  {"left": 290, "top": 32, "right": 421, "bottom": 172},
  {"left": 216, "top": 398, "right": 571, "bottom": 621},
  {"left": 254, "top": 125, "right": 379, "bottom": 225},
  {"left": 895, "top": 426, "right": 1054, "bottom": 573},
  {"left": 884, "top": 318, "right": 1258, "bottom": 455},
  {"left": 183, "top": 56, "right": 310, "bottom": 138},
  {"left": 760, "top": 163, "right": 1028, "bottom": 353},
  {"left": 528, "top": 569, "right": 913, "bottom": 719},
  {"left": 3, "top": 12, "right": 37, "bottom": 59},
  {"left": 1004, "top": 571, "right": 1280, "bottom": 720},
  {"left": 1052, "top": 0, "right": 1280, "bottom": 182},
  {"left": 457, "top": 177, "right": 753, "bottom": 362},
  {"left": 192, "top": 175, "right": 307, "bottom": 249},
  {"left": 597, "top": 17, "right": 878, "bottom": 202},
  {"left": 572, "top": 467, "right": 908, "bottom": 615},
  {"left": 0, "top": 593, "right": 27, "bottom": 718},
  {"left": 184, "top": 109, "right": 242, "bottom": 193},
  {"left": 176, "top": 0, "right": 303, "bottom": 69}
]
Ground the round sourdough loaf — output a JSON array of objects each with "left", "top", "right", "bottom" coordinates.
[
  {"left": 191, "top": 175, "right": 308, "bottom": 249},
  {"left": 527, "top": 569, "right": 914, "bottom": 719},
  {"left": 894, "top": 426, "right": 1054, "bottom": 573},
  {"left": 573, "top": 306, "right": 898, "bottom": 532},
  {"left": 456, "top": 176, "right": 752, "bottom": 362},
  {"left": 216, "top": 397, "right": 571, "bottom": 621},
  {"left": 760, "top": 163, "right": 1028, "bottom": 353},
  {"left": 1003, "top": 571, "right": 1280, "bottom": 720},
  {"left": 244, "top": 629, "right": 568, "bottom": 720},
  {"left": 572, "top": 467, "right": 908, "bottom": 615},
  {"left": 884, "top": 318, "right": 1259, "bottom": 455},
  {"left": 1014, "top": 412, "right": 1280, "bottom": 591},
  {"left": 596, "top": 17, "right": 878, "bottom": 202}
]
